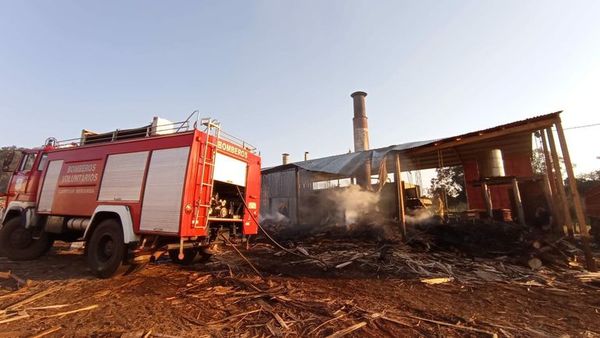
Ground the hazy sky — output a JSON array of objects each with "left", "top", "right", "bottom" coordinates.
[{"left": 1, "top": 1, "right": 599, "bottom": 174}]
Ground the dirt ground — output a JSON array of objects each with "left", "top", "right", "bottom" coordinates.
[{"left": 1, "top": 232, "right": 600, "bottom": 338}]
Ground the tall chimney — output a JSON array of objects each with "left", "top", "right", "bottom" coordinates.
[
  {"left": 351, "top": 91, "right": 369, "bottom": 152},
  {"left": 351, "top": 91, "right": 372, "bottom": 189},
  {"left": 304, "top": 152, "right": 309, "bottom": 161},
  {"left": 282, "top": 153, "right": 289, "bottom": 165}
]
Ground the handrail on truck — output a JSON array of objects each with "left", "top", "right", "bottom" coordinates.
[{"left": 45, "top": 111, "right": 257, "bottom": 153}]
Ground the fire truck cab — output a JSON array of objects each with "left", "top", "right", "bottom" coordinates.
[{"left": 0, "top": 116, "right": 261, "bottom": 278}]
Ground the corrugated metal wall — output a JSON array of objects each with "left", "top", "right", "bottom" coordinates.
[
  {"left": 261, "top": 168, "right": 347, "bottom": 225},
  {"left": 261, "top": 168, "right": 298, "bottom": 224}
]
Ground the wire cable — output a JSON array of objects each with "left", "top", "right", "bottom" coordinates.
[
  {"left": 563, "top": 122, "right": 600, "bottom": 130},
  {"left": 235, "top": 186, "right": 329, "bottom": 268}
]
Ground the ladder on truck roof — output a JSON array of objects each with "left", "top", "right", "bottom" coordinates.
[{"left": 194, "top": 118, "right": 221, "bottom": 229}]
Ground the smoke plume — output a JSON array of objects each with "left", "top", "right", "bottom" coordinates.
[{"left": 328, "top": 185, "right": 381, "bottom": 226}]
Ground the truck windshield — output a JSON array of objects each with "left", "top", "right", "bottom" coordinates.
[
  {"left": 20, "top": 153, "right": 37, "bottom": 171},
  {"left": 37, "top": 154, "right": 48, "bottom": 171}
]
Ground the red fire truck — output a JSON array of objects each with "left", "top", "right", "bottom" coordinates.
[{"left": 0, "top": 116, "right": 261, "bottom": 278}]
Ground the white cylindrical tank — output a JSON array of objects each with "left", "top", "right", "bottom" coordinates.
[{"left": 478, "top": 149, "right": 505, "bottom": 178}]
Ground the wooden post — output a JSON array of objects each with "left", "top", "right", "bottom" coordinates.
[
  {"left": 394, "top": 153, "right": 406, "bottom": 240},
  {"left": 541, "top": 173, "right": 558, "bottom": 229},
  {"left": 511, "top": 178, "right": 526, "bottom": 226},
  {"left": 554, "top": 119, "right": 597, "bottom": 271},
  {"left": 546, "top": 127, "right": 575, "bottom": 238},
  {"left": 540, "top": 130, "right": 562, "bottom": 233},
  {"left": 482, "top": 182, "right": 493, "bottom": 219}
]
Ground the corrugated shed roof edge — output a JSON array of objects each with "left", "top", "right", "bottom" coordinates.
[{"left": 262, "top": 111, "right": 561, "bottom": 175}]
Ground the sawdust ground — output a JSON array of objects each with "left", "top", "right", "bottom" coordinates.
[{"left": 1, "top": 241, "right": 599, "bottom": 337}]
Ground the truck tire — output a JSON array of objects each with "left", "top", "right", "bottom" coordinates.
[
  {"left": 0, "top": 216, "right": 54, "bottom": 260},
  {"left": 197, "top": 247, "right": 213, "bottom": 263},
  {"left": 168, "top": 249, "right": 197, "bottom": 265},
  {"left": 86, "top": 219, "right": 126, "bottom": 278}
]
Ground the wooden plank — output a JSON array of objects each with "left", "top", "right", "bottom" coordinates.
[
  {"left": 546, "top": 127, "right": 575, "bottom": 238},
  {"left": 326, "top": 321, "right": 367, "bottom": 338},
  {"left": 540, "top": 129, "right": 561, "bottom": 231},
  {"left": 0, "top": 313, "right": 29, "bottom": 324},
  {"left": 42, "top": 304, "right": 99, "bottom": 318},
  {"left": 540, "top": 130, "right": 565, "bottom": 235},
  {"left": 394, "top": 153, "right": 407, "bottom": 240},
  {"left": 555, "top": 119, "right": 597, "bottom": 271},
  {"left": 511, "top": 178, "right": 526, "bottom": 226},
  {"left": 404, "top": 314, "right": 498, "bottom": 337},
  {"left": 482, "top": 183, "right": 493, "bottom": 218},
  {"left": 4, "top": 287, "right": 58, "bottom": 311},
  {"left": 30, "top": 326, "right": 62, "bottom": 338}
]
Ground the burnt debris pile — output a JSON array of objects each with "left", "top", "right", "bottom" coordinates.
[
  {"left": 412, "top": 221, "right": 529, "bottom": 257},
  {"left": 259, "top": 217, "right": 589, "bottom": 272}
]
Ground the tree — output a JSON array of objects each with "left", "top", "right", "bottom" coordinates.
[
  {"left": 575, "top": 169, "right": 600, "bottom": 196},
  {"left": 429, "top": 166, "right": 466, "bottom": 209},
  {"left": 531, "top": 148, "right": 546, "bottom": 175},
  {"left": 0, "top": 146, "right": 23, "bottom": 194},
  {"left": 577, "top": 169, "right": 600, "bottom": 182},
  {"left": 531, "top": 147, "right": 566, "bottom": 177}
]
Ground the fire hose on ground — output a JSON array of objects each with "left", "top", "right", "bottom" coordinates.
[{"left": 235, "top": 186, "right": 329, "bottom": 269}]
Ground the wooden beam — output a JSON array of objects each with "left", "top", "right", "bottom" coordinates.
[
  {"left": 540, "top": 129, "right": 562, "bottom": 233},
  {"left": 453, "top": 147, "right": 471, "bottom": 210},
  {"left": 482, "top": 182, "right": 493, "bottom": 218},
  {"left": 555, "top": 119, "right": 597, "bottom": 271},
  {"left": 546, "top": 127, "right": 575, "bottom": 238},
  {"left": 541, "top": 173, "right": 557, "bottom": 228},
  {"left": 408, "top": 119, "right": 556, "bottom": 156},
  {"left": 511, "top": 178, "right": 526, "bottom": 226},
  {"left": 394, "top": 153, "right": 407, "bottom": 240}
]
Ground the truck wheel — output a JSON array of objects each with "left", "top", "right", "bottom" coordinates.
[
  {"left": 0, "top": 217, "right": 54, "bottom": 260},
  {"left": 86, "top": 219, "right": 126, "bottom": 278},
  {"left": 168, "top": 249, "right": 197, "bottom": 265},
  {"left": 197, "top": 247, "right": 213, "bottom": 263}
]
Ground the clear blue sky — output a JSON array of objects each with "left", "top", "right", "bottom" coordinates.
[{"left": 1, "top": 1, "right": 599, "bottom": 174}]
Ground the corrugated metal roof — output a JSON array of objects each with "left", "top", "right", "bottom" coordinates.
[{"left": 262, "top": 111, "right": 561, "bottom": 176}]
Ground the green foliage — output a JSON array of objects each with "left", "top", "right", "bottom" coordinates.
[
  {"left": 532, "top": 147, "right": 567, "bottom": 175},
  {"left": 577, "top": 169, "right": 600, "bottom": 182},
  {"left": 0, "top": 146, "right": 24, "bottom": 194},
  {"left": 576, "top": 169, "right": 600, "bottom": 196},
  {"left": 531, "top": 148, "right": 546, "bottom": 175},
  {"left": 429, "top": 166, "right": 466, "bottom": 208}
]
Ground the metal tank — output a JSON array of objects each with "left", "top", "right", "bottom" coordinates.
[{"left": 478, "top": 149, "right": 505, "bottom": 178}]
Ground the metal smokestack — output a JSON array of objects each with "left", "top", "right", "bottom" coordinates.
[
  {"left": 351, "top": 91, "right": 372, "bottom": 189},
  {"left": 282, "top": 153, "right": 290, "bottom": 165},
  {"left": 304, "top": 152, "right": 309, "bottom": 161},
  {"left": 351, "top": 91, "right": 370, "bottom": 152}
]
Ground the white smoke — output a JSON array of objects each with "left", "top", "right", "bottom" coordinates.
[
  {"left": 329, "top": 185, "right": 381, "bottom": 226},
  {"left": 259, "top": 211, "right": 289, "bottom": 224},
  {"left": 405, "top": 208, "right": 435, "bottom": 225}
]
